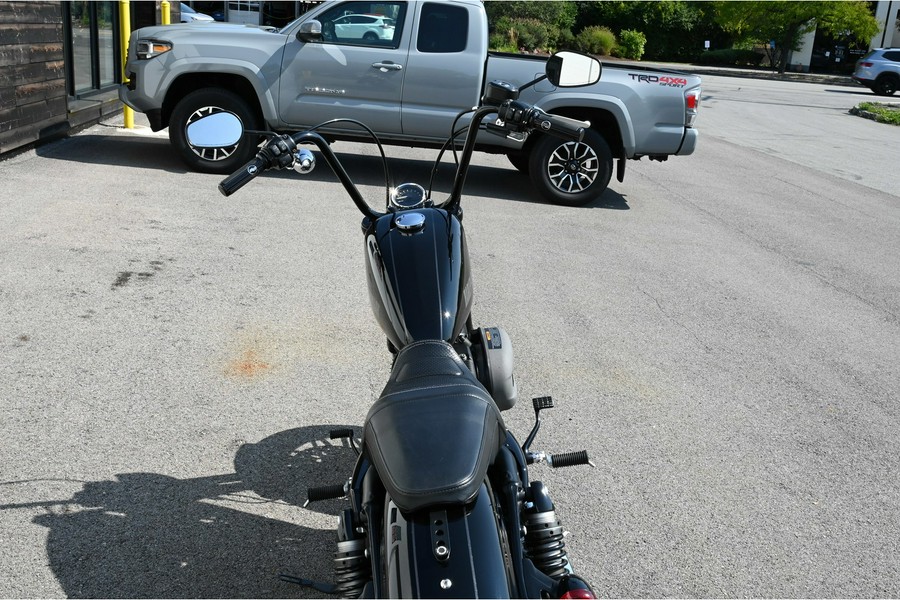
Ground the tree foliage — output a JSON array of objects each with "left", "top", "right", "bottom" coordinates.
[
  {"left": 484, "top": 1, "right": 578, "bottom": 32},
  {"left": 575, "top": 1, "right": 726, "bottom": 61},
  {"left": 713, "top": 1, "right": 880, "bottom": 72}
]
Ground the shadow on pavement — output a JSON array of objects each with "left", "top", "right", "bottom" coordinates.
[
  {"left": 261, "top": 148, "right": 629, "bottom": 210},
  {"left": 35, "top": 128, "right": 628, "bottom": 210},
  {"left": 2, "top": 425, "right": 359, "bottom": 598},
  {"left": 36, "top": 131, "right": 187, "bottom": 174}
]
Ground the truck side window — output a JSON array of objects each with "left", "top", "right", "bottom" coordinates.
[
  {"left": 315, "top": 1, "right": 406, "bottom": 49},
  {"left": 417, "top": 3, "right": 468, "bottom": 53}
]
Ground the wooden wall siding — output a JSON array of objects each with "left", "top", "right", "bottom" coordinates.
[{"left": 0, "top": 1, "right": 68, "bottom": 154}]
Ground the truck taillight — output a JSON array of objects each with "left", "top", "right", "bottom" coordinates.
[{"left": 685, "top": 88, "right": 700, "bottom": 127}]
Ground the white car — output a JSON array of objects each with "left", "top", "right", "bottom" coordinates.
[
  {"left": 332, "top": 14, "right": 395, "bottom": 41},
  {"left": 180, "top": 3, "right": 215, "bottom": 23}
]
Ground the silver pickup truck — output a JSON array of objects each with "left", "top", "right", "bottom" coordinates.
[{"left": 120, "top": 0, "right": 700, "bottom": 206}]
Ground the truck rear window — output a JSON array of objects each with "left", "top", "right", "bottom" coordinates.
[{"left": 417, "top": 3, "right": 467, "bottom": 53}]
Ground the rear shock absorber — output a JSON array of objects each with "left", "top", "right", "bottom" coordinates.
[
  {"left": 333, "top": 539, "right": 368, "bottom": 597},
  {"left": 523, "top": 481, "right": 570, "bottom": 578},
  {"left": 333, "top": 508, "right": 370, "bottom": 598}
]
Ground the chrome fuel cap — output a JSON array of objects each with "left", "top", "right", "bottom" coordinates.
[{"left": 395, "top": 211, "right": 426, "bottom": 233}]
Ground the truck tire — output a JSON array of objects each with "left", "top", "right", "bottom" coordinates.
[
  {"left": 874, "top": 74, "right": 898, "bottom": 96},
  {"left": 169, "top": 88, "right": 261, "bottom": 173},
  {"left": 528, "top": 128, "right": 613, "bottom": 207}
]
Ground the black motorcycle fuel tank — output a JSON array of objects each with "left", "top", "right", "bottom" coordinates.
[{"left": 364, "top": 208, "right": 473, "bottom": 350}]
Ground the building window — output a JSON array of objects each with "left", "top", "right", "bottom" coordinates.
[{"left": 64, "top": 1, "right": 120, "bottom": 97}]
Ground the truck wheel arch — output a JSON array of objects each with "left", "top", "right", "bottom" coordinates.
[{"left": 162, "top": 73, "right": 267, "bottom": 131}]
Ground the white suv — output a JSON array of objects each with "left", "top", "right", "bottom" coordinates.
[
  {"left": 852, "top": 48, "right": 900, "bottom": 96},
  {"left": 332, "top": 14, "right": 396, "bottom": 41}
]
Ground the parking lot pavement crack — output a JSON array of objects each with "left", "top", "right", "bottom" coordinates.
[{"left": 638, "top": 287, "right": 713, "bottom": 354}]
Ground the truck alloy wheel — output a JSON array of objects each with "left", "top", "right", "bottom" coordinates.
[
  {"left": 528, "top": 128, "right": 613, "bottom": 207},
  {"left": 169, "top": 88, "right": 260, "bottom": 173}
]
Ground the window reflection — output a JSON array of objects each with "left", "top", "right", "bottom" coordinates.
[
  {"left": 98, "top": 2, "right": 116, "bottom": 87},
  {"left": 66, "top": 1, "right": 119, "bottom": 96}
]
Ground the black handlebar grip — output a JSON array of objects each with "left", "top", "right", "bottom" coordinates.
[
  {"left": 218, "top": 155, "right": 268, "bottom": 197},
  {"left": 531, "top": 112, "right": 589, "bottom": 143}
]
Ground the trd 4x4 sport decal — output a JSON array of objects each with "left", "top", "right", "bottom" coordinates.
[{"left": 628, "top": 74, "right": 688, "bottom": 88}]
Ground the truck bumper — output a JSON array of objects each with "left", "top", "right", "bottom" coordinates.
[
  {"left": 119, "top": 84, "right": 165, "bottom": 131},
  {"left": 676, "top": 128, "right": 698, "bottom": 156}
]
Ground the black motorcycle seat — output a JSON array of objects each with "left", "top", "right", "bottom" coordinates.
[{"left": 364, "top": 340, "right": 504, "bottom": 513}]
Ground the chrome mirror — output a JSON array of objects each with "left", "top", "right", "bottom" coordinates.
[
  {"left": 185, "top": 112, "right": 243, "bottom": 148},
  {"left": 545, "top": 51, "right": 602, "bottom": 88}
]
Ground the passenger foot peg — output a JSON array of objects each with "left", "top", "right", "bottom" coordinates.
[
  {"left": 304, "top": 483, "right": 347, "bottom": 507},
  {"left": 527, "top": 449, "right": 595, "bottom": 469}
]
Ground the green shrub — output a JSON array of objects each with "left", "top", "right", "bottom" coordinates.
[
  {"left": 576, "top": 25, "right": 616, "bottom": 56},
  {"left": 489, "top": 32, "right": 518, "bottom": 53},
  {"left": 556, "top": 28, "right": 576, "bottom": 52},
  {"left": 696, "top": 48, "right": 764, "bottom": 67},
  {"left": 614, "top": 29, "right": 646, "bottom": 60},
  {"left": 493, "top": 16, "right": 555, "bottom": 53}
]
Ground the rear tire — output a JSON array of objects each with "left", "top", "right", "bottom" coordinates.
[
  {"left": 169, "top": 88, "right": 261, "bottom": 173},
  {"left": 528, "top": 128, "right": 613, "bottom": 207},
  {"left": 874, "top": 75, "right": 898, "bottom": 96}
]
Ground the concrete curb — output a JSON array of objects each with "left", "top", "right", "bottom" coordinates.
[{"left": 849, "top": 102, "right": 900, "bottom": 124}]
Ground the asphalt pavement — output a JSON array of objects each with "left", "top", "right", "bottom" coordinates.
[{"left": 1, "top": 65, "right": 898, "bottom": 598}]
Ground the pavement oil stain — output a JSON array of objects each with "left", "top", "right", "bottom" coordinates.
[
  {"left": 112, "top": 260, "right": 170, "bottom": 290},
  {"left": 112, "top": 272, "right": 133, "bottom": 288},
  {"left": 225, "top": 349, "right": 271, "bottom": 378}
]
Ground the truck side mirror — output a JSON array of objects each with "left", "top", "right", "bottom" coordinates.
[
  {"left": 297, "top": 20, "right": 323, "bottom": 43},
  {"left": 546, "top": 51, "right": 602, "bottom": 87}
]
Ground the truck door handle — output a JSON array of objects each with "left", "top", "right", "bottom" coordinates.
[{"left": 372, "top": 62, "right": 403, "bottom": 71}]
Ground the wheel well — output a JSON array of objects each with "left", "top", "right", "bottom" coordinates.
[
  {"left": 876, "top": 72, "right": 899, "bottom": 82},
  {"left": 162, "top": 73, "right": 264, "bottom": 129},
  {"left": 530, "top": 107, "right": 623, "bottom": 158}
]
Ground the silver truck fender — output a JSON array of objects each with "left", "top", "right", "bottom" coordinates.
[
  {"left": 164, "top": 57, "right": 279, "bottom": 125},
  {"left": 531, "top": 91, "right": 636, "bottom": 157}
]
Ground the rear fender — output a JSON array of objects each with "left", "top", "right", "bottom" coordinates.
[{"left": 384, "top": 483, "right": 512, "bottom": 598}]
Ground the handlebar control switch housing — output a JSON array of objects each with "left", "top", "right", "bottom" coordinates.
[{"left": 483, "top": 80, "right": 520, "bottom": 106}]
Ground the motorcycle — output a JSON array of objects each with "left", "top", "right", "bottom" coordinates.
[{"left": 187, "top": 51, "right": 602, "bottom": 599}]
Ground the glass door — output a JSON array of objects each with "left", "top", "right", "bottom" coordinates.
[{"left": 64, "top": 1, "right": 119, "bottom": 97}]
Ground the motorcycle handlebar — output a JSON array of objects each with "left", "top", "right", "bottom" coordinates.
[
  {"left": 529, "top": 110, "right": 589, "bottom": 143},
  {"left": 218, "top": 155, "right": 269, "bottom": 197},
  {"left": 497, "top": 101, "right": 589, "bottom": 143}
]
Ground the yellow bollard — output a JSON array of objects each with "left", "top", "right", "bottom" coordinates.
[
  {"left": 161, "top": 0, "right": 170, "bottom": 25},
  {"left": 119, "top": 0, "right": 134, "bottom": 129}
]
